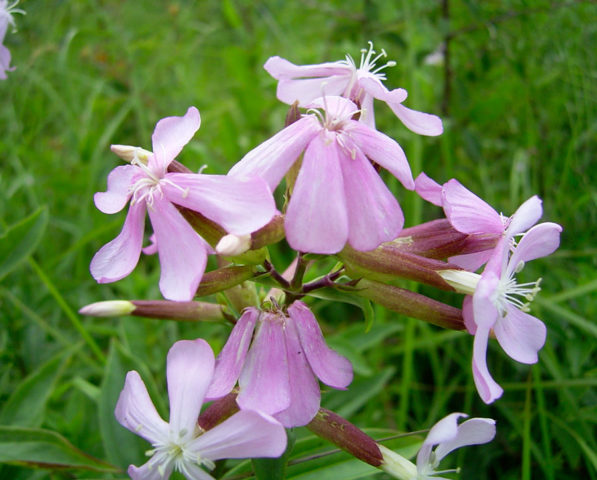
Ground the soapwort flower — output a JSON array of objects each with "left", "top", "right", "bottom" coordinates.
[
  {"left": 115, "top": 339, "right": 287, "bottom": 480},
  {"left": 264, "top": 41, "right": 443, "bottom": 132},
  {"left": 90, "top": 107, "right": 275, "bottom": 301},
  {"left": 229, "top": 95, "right": 414, "bottom": 254},
  {"left": 0, "top": 0, "right": 24, "bottom": 79},
  {"left": 205, "top": 301, "right": 353, "bottom": 428}
]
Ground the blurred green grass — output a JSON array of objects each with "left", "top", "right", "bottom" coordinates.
[{"left": 0, "top": 0, "right": 595, "bottom": 478}]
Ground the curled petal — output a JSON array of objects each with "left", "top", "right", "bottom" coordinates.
[
  {"left": 167, "top": 339, "right": 215, "bottom": 440},
  {"left": 414, "top": 172, "right": 443, "bottom": 207},
  {"left": 506, "top": 222, "right": 562, "bottom": 277},
  {"left": 442, "top": 180, "right": 503, "bottom": 235},
  {"left": 285, "top": 131, "right": 348, "bottom": 254},
  {"left": 150, "top": 106, "right": 201, "bottom": 172},
  {"left": 424, "top": 412, "right": 467, "bottom": 447},
  {"left": 90, "top": 201, "right": 145, "bottom": 283},
  {"left": 358, "top": 76, "right": 408, "bottom": 104},
  {"left": 346, "top": 121, "right": 414, "bottom": 190},
  {"left": 289, "top": 301, "right": 353, "bottom": 389},
  {"left": 390, "top": 103, "right": 443, "bottom": 136},
  {"left": 147, "top": 197, "right": 209, "bottom": 301},
  {"left": 471, "top": 325, "right": 504, "bottom": 404},
  {"left": 340, "top": 147, "right": 403, "bottom": 251},
  {"left": 307, "top": 96, "right": 359, "bottom": 120},
  {"left": 94, "top": 165, "right": 138, "bottom": 214},
  {"left": 506, "top": 195, "right": 542, "bottom": 236},
  {"left": 114, "top": 371, "right": 169, "bottom": 445},
  {"left": 189, "top": 410, "right": 287, "bottom": 461},
  {"left": 163, "top": 173, "right": 276, "bottom": 235},
  {"left": 237, "top": 315, "right": 291, "bottom": 415},
  {"left": 434, "top": 417, "right": 496, "bottom": 463},
  {"left": 494, "top": 305, "right": 546, "bottom": 364},
  {"left": 206, "top": 308, "right": 258, "bottom": 400},
  {"left": 472, "top": 271, "right": 500, "bottom": 330},
  {"left": 228, "top": 116, "right": 320, "bottom": 190}
]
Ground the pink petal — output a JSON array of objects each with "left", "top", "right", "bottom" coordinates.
[
  {"left": 264, "top": 56, "right": 351, "bottom": 79},
  {"left": 506, "top": 222, "right": 562, "bottom": 277},
  {"left": 473, "top": 270, "right": 500, "bottom": 330},
  {"left": 142, "top": 234, "right": 158, "bottom": 255},
  {"left": 289, "top": 301, "right": 353, "bottom": 389},
  {"left": 494, "top": 305, "right": 546, "bottom": 364},
  {"left": 237, "top": 314, "right": 291, "bottom": 415},
  {"left": 449, "top": 250, "right": 494, "bottom": 272},
  {"left": 163, "top": 173, "right": 276, "bottom": 235},
  {"left": 114, "top": 371, "right": 169, "bottom": 444},
  {"left": 340, "top": 147, "right": 404, "bottom": 251},
  {"left": 506, "top": 195, "right": 542, "bottom": 236},
  {"left": 94, "top": 165, "right": 138, "bottom": 214},
  {"left": 205, "top": 308, "right": 258, "bottom": 400},
  {"left": 442, "top": 180, "right": 503, "bottom": 235},
  {"left": 414, "top": 172, "right": 443, "bottom": 207},
  {"left": 346, "top": 121, "right": 414, "bottom": 190},
  {"left": 462, "top": 295, "right": 476, "bottom": 335},
  {"left": 390, "top": 103, "right": 443, "bottom": 136},
  {"left": 189, "top": 410, "right": 287, "bottom": 460},
  {"left": 228, "top": 116, "right": 321, "bottom": 190},
  {"left": 357, "top": 91, "right": 376, "bottom": 128},
  {"left": 274, "top": 319, "right": 320, "bottom": 428},
  {"left": 276, "top": 76, "right": 349, "bottom": 106},
  {"left": 167, "top": 339, "right": 215, "bottom": 439},
  {"left": 424, "top": 412, "right": 466, "bottom": 446},
  {"left": 90, "top": 201, "right": 145, "bottom": 283},
  {"left": 149, "top": 106, "right": 201, "bottom": 172},
  {"left": 0, "top": 44, "right": 13, "bottom": 79},
  {"left": 284, "top": 131, "right": 349, "bottom": 254},
  {"left": 471, "top": 325, "right": 503, "bottom": 404},
  {"left": 434, "top": 417, "right": 496, "bottom": 462},
  {"left": 307, "top": 96, "right": 359, "bottom": 120},
  {"left": 358, "top": 77, "right": 408, "bottom": 106},
  {"left": 128, "top": 461, "right": 174, "bottom": 480},
  {"left": 147, "top": 197, "right": 209, "bottom": 301}
]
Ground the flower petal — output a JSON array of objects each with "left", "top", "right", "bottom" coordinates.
[
  {"left": 471, "top": 325, "right": 503, "bottom": 404},
  {"left": 228, "top": 116, "right": 320, "bottom": 190},
  {"left": 494, "top": 305, "right": 546, "bottom": 364},
  {"left": 285, "top": 131, "right": 349, "bottom": 254},
  {"left": 390, "top": 103, "right": 443, "bottom": 136},
  {"left": 205, "top": 308, "right": 258, "bottom": 400},
  {"left": 462, "top": 295, "right": 476, "bottom": 335},
  {"left": 142, "top": 234, "right": 158, "bottom": 255},
  {"left": 506, "top": 195, "right": 542, "bottom": 236},
  {"left": 358, "top": 77, "right": 408, "bottom": 105},
  {"left": 114, "top": 371, "right": 168, "bottom": 444},
  {"left": 90, "top": 201, "right": 145, "bottom": 283},
  {"left": 414, "top": 172, "right": 443, "bottom": 207},
  {"left": 167, "top": 339, "right": 215, "bottom": 440},
  {"left": 346, "top": 121, "right": 414, "bottom": 190},
  {"left": 289, "top": 301, "right": 353, "bottom": 389},
  {"left": 434, "top": 417, "right": 496, "bottom": 463},
  {"left": 276, "top": 76, "right": 349, "bottom": 106},
  {"left": 163, "top": 173, "right": 276, "bottom": 235},
  {"left": 340, "top": 147, "right": 404, "bottom": 251},
  {"left": 449, "top": 250, "right": 494, "bottom": 272},
  {"left": 147, "top": 197, "right": 209, "bottom": 301},
  {"left": 442, "top": 180, "right": 503, "bottom": 235},
  {"left": 188, "top": 410, "right": 287, "bottom": 461},
  {"left": 128, "top": 460, "right": 175, "bottom": 480},
  {"left": 264, "top": 56, "right": 351, "bottom": 79},
  {"left": 237, "top": 314, "right": 291, "bottom": 415},
  {"left": 94, "top": 165, "right": 138, "bottom": 214},
  {"left": 424, "top": 412, "right": 467, "bottom": 447},
  {"left": 150, "top": 106, "right": 201, "bottom": 172},
  {"left": 274, "top": 319, "right": 320, "bottom": 427},
  {"left": 506, "top": 222, "right": 562, "bottom": 277}
]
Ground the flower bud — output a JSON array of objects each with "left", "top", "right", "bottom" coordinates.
[
  {"left": 216, "top": 234, "right": 252, "bottom": 256},
  {"left": 110, "top": 144, "right": 153, "bottom": 163},
  {"left": 195, "top": 265, "right": 256, "bottom": 297},
  {"left": 437, "top": 269, "right": 481, "bottom": 295},
  {"left": 378, "top": 445, "right": 417, "bottom": 480},
  {"left": 79, "top": 300, "right": 135, "bottom": 317}
]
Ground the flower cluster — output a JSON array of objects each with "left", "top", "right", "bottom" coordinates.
[{"left": 82, "top": 43, "right": 562, "bottom": 479}]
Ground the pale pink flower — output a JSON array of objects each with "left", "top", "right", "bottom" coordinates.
[
  {"left": 264, "top": 41, "right": 443, "bottom": 133},
  {"left": 90, "top": 107, "right": 276, "bottom": 301},
  {"left": 229, "top": 96, "right": 414, "bottom": 254},
  {"left": 115, "top": 339, "right": 287, "bottom": 480},
  {"left": 205, "top": 301, "right": 353, "bottom": 428},
  {"left": 0, "top": 0, "right": 24, "bottom": 79}
]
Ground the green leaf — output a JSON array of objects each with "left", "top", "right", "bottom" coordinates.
[
  {"left": 0, "top": 206, "right": 48, "bottom": 281},
  {"left": 307, "top": 287, "right": 375, "bottom": 332},
  {"left": 253, "top": 430, "right": 295, "bottom": 480},
  {"left": 0, "top": 426, "right": 119, "bottom": 472},
  {"left": 0, "top": 346, "right": 75, "bottom": 427}
]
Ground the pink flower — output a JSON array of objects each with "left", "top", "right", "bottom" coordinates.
[
  {"left": 264, "top": 41, "right": 443, "bottom": 133},
  {"left": 229, "top": 96, "right": 414, "bottom": 254},
  {"left": 0, "top": 0, "right": 23, "bottom": 79},
  {"left": 90, "top": 107, "right": 276, "bottom": 301},
  {"left": 463, "top": 221, "right": 562, "bottom": 403},
  {"left": 205, "top": 301, "right": 353, "bottom": 428},
  {"left": 415, "top": 173, "right": 544, "bottom": 271},
  {"left": 115, "top": 339, "right": 287, "bottom": 480}
]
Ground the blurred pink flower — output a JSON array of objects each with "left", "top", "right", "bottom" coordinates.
[
  {"left": 0, "top": 0, "right": 24, "bottom": 79},
  {"left": 115, "top": 339, "right": 287, "bottom": 480},
  {"left": 205, "top": 301, "right": 353, "bottom": 428},
  {"left": 229, "top": 96, "right": 414, "bottom": 254},
  {"left": 90, "top": 107, "right": 276, "bottom": 301},
  {"left": 264, "top": 41, "right": 443, "bottom": 132}
]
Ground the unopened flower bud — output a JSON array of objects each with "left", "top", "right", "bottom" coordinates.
[
  {"left": 378, "top": 445, "right": 417, "bottom": 480},
  {"left": 437, "top": 269, "right": 481, "bottom": 295},
  {"left": 216, "top": 234, "right": 251, "bottom": 256},
  {"left": 79, "top": 300, "right": 135, "bottom": 317},
  {"left": 110, "top": 144, "right": 153, "bottom": 163}
]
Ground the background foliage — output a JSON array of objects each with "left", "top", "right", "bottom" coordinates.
[{"left": 0, "top": 0, "right": 595, "bottom": 479}]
